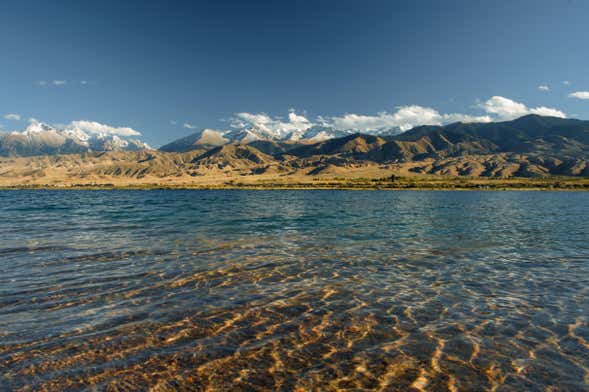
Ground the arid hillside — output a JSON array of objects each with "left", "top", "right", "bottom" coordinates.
[
  {"left": 1, "top": 115, "right": 589, "bottom": 187},
  {"left": 0, "top": 149, "right": 588, "bottom": 189}
]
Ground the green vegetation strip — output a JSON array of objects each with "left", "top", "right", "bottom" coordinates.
[{"left": 1, "top": 177, "right": 589, "bottom": 191}]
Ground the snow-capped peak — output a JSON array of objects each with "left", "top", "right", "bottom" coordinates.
[
  {"left": 21, "top": 121, "right": 58, "bottom": 135},
  {"left": 3, "top": 120, "right": 152, "bottom": 155}
]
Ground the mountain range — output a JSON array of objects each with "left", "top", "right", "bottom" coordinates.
[
  {"left": 0, "top": 121, "right": 151, "bottom": 157},
  {"left": 158, "top": 125, "right": 402, "bottom": 152},
  {"left": 161, "top": 114, "right": 588, "bottom": 159},
  {"left": 157, "top": 114, "right": 589, "bottom": 176},
  {"left": 1, "top": 115, "right": 588, "bottom": 179}
]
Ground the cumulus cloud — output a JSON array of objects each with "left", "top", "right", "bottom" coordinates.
[
  {"left": 529, "top": 107, "right": 568, "bottom": 117},
  {"left": 538, "top": 85, "right": 550, "bottom": 91},
  {"left": 231, "top": 96, "right": 565, "bottom": 135},
  {"left": 52, "top": 80, "right": 67, "bottom": 86},
  {"left": 231, "top": 106, "right": 492, "bottom": 135},
  {"left": 69, "top": 120, "right": 141, "bottom": 136},
  {"left": 287, "top": 110, "right": 313, "bottom": 129},
  {"left": 479, "top": 96, "right": 566, "bottom": 120},
  {"left": 208, "top": 96, "right": 571, "bottom": 138},
  {"left": 3, "top": 113, "right": 21, "bottom": 121},
  {"left": 183, "top": 123, "right": 197, "bottom": 129},
  {"left": 442, "top": 112, "right": 494, "bottom": 124},
  {"left": 231, "top": 110, "right": 313, "bottom": 137},
  {"left": 8, "top": 118, "right": 142, "bottom": 139},
  {"left": 569, "top": 91, "right": 589, "bottom": 100},
  {"left": 321, "top": 106, "right": 491, "bottom": 132},
  {"left": 563, "top": 80, "right": 571, "bottom": 86},
  {"left": 479, "top": 96, "right": 528, "bottom": 119},
  {"left": 231, "top": 113, "right": 273, "bottom": 129}
]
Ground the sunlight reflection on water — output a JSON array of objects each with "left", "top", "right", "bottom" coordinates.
[{"left": 0, "top": 190, "right": 588, "bottom": 390}]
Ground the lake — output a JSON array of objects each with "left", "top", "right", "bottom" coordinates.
[{"left": 1, "top": 190, "right": 588, "bottom": 391}]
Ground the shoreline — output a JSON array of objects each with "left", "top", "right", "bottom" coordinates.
[{"left": 1, "top": 178, "right": 588, "bottom": 191}]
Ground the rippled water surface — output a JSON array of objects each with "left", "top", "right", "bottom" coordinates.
[{"left": 1, "top": 190, "right": 588, "bottom": 391}]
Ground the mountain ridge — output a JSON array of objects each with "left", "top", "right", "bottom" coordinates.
[
  {"left": 1, "top": 115, "right": 589, "bottom": 180},
  {"left": 160, "top": 114, "right": 589, "bottom": 158},
  {"left": 0, "top": 121, "right": 151, "bottom": 157}
]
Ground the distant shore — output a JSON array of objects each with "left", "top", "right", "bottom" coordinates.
[{"left": 2, "top": 177, "right": 588, "bottom": 191}]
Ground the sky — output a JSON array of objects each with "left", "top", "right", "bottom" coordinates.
[{"left": 1, "top": 0, "right": 589, "bottom": 147}]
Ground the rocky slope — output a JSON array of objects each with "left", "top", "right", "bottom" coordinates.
[
  {"left": 1, "top": 115, "right": 588, "bottom": 183},
  {"left": 161, "top": 114, "right": 589, "bottom": 161}
]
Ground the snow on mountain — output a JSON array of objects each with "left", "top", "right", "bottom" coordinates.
[
  {"left": 160, "top": 122, "right": 405, "bottom": 152},
  {"left": 225, "top": 110, "right": 410, "bottom": 142},
  {"left": 20, "top": 121, "right": 57, "bottom": 135},
  {"left": 0, "top": 120, "right": 151, "bottom": 157},
  {"left": 299, "top": 126, "right": 353, "bottom": 142},
  {"left": 233, "top": 124, "right": 402, "bottom": 143}
]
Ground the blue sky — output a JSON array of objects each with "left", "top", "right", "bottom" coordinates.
[{"left": 1, "top": 0, "right": 588, "bottom": 146}]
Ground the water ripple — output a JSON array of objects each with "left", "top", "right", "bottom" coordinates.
[{"left": 0, "top": 190, "right": 588, "bottom": 391}]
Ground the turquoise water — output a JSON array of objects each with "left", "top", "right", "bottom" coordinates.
[{"left": 0, "top": 190, "right": 588, "bottom": 391}]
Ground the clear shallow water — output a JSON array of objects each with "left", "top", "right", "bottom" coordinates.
[{"left": 0, "top": 190, "right": 588, "bottom": 391}]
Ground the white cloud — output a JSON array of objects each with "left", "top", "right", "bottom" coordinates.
[
  {"left": 69, "top": 120, "right": 141, "bottom": 136},
  {"left": 286, "top": 110, "right": 313, "bottom": 132},
  {"left": 563, "top": 80, "right": 571, "bottom": 85},
  {"left": 480, "top": 96, "right": 528, "bottom": 119},
  {"left": 183, "top": 123, "right": 197, "bottom": 129},
  {"left": 36, "top": 80, "right": 68, "bottom": 86},
  {"left": 529, "top": 107, "right": 568, "bottom": 117},
  {"left": 231, "top": 113, "right": 273, "bottom": 129},
  {"left": 219, "top": 95, "right": 569, "bottom": 138},
  {"left": 569, "top": 91, "right": 589, "bottom": 100},
  {"left": 538, "top": 85, "right": 550, "bottom": 91},
  {"left": 479, "top": 96, "right": 566, "bottom": 120},
  {"left": 3, "top": 113, "right": 21, "bottom": 121},
  {"left": 323, "top": 106, "right": 491, "bottom": 132},
  {"left": 288, "top": 110, "right": 312, "bottom": 128},
  {"left": 442, "top": 112, "right": 494, "bottom": 124},
  {"left": 231, "top": 107, "right": 492, "bottom": 136},
  {"left": 170, "top": 120, "right": 177, "bottom": 125},
  {"left": 319, "top": 96, "right": 565, "bottom": 132},
  {"left": 231, "top": 110, "right": 313, "bottom": 137}
]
